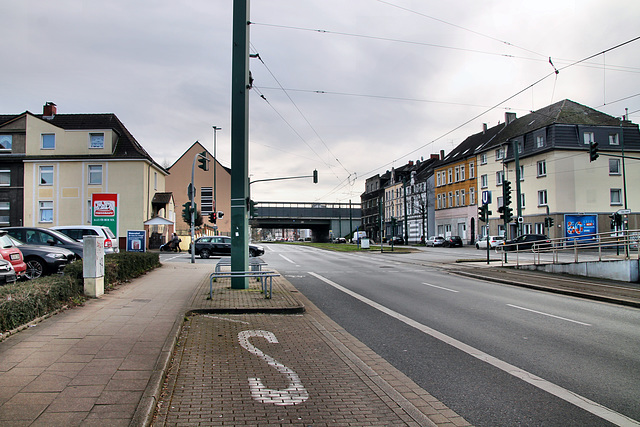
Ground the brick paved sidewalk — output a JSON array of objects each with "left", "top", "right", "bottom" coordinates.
[{"left": 152, "top": 271, "right": 470, "bottom": 426}]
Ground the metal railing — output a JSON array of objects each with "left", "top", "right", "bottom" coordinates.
[
  {"left": 210, "top": 257, "right": 279, "bottom": 299},
  {"left": 496, "top": 229, "right": 640, "bottom": 266}
]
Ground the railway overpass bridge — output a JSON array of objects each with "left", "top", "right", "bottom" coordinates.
[{"left": 249, "top": 202, "right": 361, "bottom": 242}]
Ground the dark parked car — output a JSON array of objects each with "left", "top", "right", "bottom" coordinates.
[
  {"left": 188, "top": 236, "right": 264, "bottom": 259},
  {"left": 383, "top": 236, "right": 405, "bottom": 245},
  {"left": 8, "top": 236, "right": 75, "bottom": 280},
  {"left": 443, "top": 236, "right": 463, "bottom": 247},
  {"left": 3, "top": 227, "right": 84, "bottom": 259},
  {"left": 0, "top": 258, "right": 17, "bottom": 285},
  {"left": 500, "top": 234, "right": 552, "bottom": 251}
]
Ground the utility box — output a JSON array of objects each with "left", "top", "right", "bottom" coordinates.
[
  {"left": 361, "top": 238, "right": 370, "bottom": 249},
  {"left": 83, "top": 236, "right": 105, "bottom": 297}
]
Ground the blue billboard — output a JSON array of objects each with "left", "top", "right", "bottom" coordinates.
[
  {"left": 565, "top": 214, "right": 598, "bottom": 242},
  {"left": 127, "top": 230, "right": 147, "bottom": 252}
]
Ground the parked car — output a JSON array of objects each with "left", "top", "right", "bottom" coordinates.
[
  {"left": 500, "top": 234, "right": 552, "bottom": 251},
  {"left": 188, "top": 236, "right": 265, "bottom": 259},
  {"left": 0, "top": 231, "right": 27, "bottom": 279},
  {"left": 443, "top": 236, "right": 463, "bottom": 247},
  {"left": 51, "top": 225, "right": 119, "bottom": 254},
  {"left": 386, "top": 236, "right": 404, "bottom": 245},
  {"left": 8, "top": 236, "right": 75, "bottom": 280},
  {"left": 425, "top": 236, "right": 445, "bottom": 247},
  {"left": 475, "top": 235, "right": 505, "bottom": 250},
  {"left": 3, "top": 227, "right": 84, "bottom": 259},
  {"left": 0, "top": 259, "right": 17, "bottom": 285},
  {"left": 333, "top": 237, "right": 347, "bottom": 244}
]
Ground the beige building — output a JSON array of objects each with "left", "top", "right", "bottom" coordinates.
[
  {"left": 1, "top": 103, "right": 172, "bottom": 249},
  {"left": 165, "top": 141, "right": 232, "bottom": 236}
]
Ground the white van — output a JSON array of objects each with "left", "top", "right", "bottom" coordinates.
[{"left": 51, "top": 225, "right": 119, "bottom": 254}]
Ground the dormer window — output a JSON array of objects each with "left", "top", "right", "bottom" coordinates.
[
  {"left": 0, "top": 135, "right": 12, "bottom": 151},
  {"left": 89, "top": 133, "right": 104, "bottom": 149}
]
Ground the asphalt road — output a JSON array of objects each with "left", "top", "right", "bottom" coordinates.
[{"left": 256, "top": 243, "right": 640, "bottom": 427}]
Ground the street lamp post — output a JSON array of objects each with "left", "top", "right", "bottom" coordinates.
[{"left": 213, "top": 126, "right": 221, "bottom": 235}]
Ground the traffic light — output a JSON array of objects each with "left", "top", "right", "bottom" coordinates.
[
  {"left": 503, "top": 206, "right": 514, "bottom": 223},
  {"left": 249, "top": 200, "right": 258, "bottom": 218},
  {"left": 197, "top": 151, "right": 209, "bottom": 171},
  {"left": 209, "top": 212, "right": 217, "bottom": 224},
  {"left": 187, "top": 183, "right": 196, "bottom": 201},
  {"left": 182, "top": 202, "right": 191, "bottom": 224},
  {"left": 545, "top": 217, "right": 554, "bottom": 228},
  {"left": 313, "top": 169, "right": 318, "bottom": 184},
  {"left": 217, "top": 211, "right": 224, "bottom": 219},
  {"left": 478, "top": 204, "right": 487, "bottom": 222},
  {"left": 503, "top": 180, "right": 512, "bottom": 206},
  {"left": 589, "top": 142, "right": 599, "bottom": 162}
]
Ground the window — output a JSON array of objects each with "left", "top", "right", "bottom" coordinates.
[
  {"left": 610, "top": 189, "right": 622, "bottom": 205},
  {"left": 448, "top": 192, "right": 453, "bottom": 208},
  {"left": 481, "top": 174, "right": 488, "bottom": 188},
  {"left": 436, "top": 172, "right": 441, "bottom": 187},
  {"left": 583, "top": 132, "right": 594, "bottom": 145},
  {"left": 535, "top": 223, "right": 545, "bottom": 234},
  {"left": 496, "top": 170, "right": 504, "bottom": 185},
  {"left": 461, "top": 189, "right": 466, "bottom": 206},
  {"left": 455, "top": 190, "right": 460, "bottom": 206},
  {"left": 201, "top": 187, "right": 213, "bottom": 214},
  {"left": 480, "top": 153, "right": 487, "bottom": 165},
  {"left": 88, "top": 165, "right": 102, "bottom": 185},
  {"left": 0, "top": 135, "right": 12, "bottom": 151},
  {"left": 470, "top": 187, "right": 475, "bottom": 205},
  {"left": 455, "top": 167, "right": 460, "bottom": 182},
  {"left": 609, "top": 133, "right": 619, "bottom": 145},
  {"left": 39, "top": 165, "right": 54, "bottom": 185},
  {"left": 524, "top": 223, "right": 532, "bottom": 234},
  {"left": 154, "top": 172, "right": 158, "bottom": 191},
  {"left": 437, "top": 194, "right": 442, "bottom": 209},
  {"left": 89, "top": 133, "right": 104, "bottom": 149},
  {"left": 469, "top": 162, "right": 475, "bottom": 179},
  {"left": 495, "top": 148, "right": 504, "bottom": 160},
  {"left": 519, "top": 165, "right": 524, "bottom": 181},
  {"left": 537, "top": 160, "right": 546, "bottom": 177},
  {"left": 39, "top": 201, "right": 53, "bottom": 222},
  {"left": 0, "top": 170, "right": 10, "bottom": 186},
  {"left": 497, "top": 196, "right": 504, "bottom": 208},
  {"left": 517, "top": 141, "right": 523, "bottom": 154},
  {"left": 609, "top": 158, "right": 620, "bottom": 175},
  {"left": 538, "top": 190, "right": 548, "bottom": 206},
  {"left": 520, "top": 193, "right": 525, "bottom": 208},
  {"left": 460, "top": 165, "right": 465, "bottom": 181},
  {"left": 0, "top": 202, "right": 8, "bottom": 225},
  {"left": 41, "top": 134, "right": 55, "bottom": 150},
  {"left": 536, "top": 135, "right": 544, "bottom": 148},
  {"left": 448, "top": 168, "right": 453, "bottom": 184}
]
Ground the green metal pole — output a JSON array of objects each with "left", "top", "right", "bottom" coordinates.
[
  {"left": 230, "top": 0, "right": 249, "bottom": 289},
  {"left": 513, "top": 140, "right": 522, "bottom": 236}
]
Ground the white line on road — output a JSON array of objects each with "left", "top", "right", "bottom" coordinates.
[
  {"left": 308, "top": 271, "right": 638, "bottom": 426},
  {"left": 507, "top": 304, "right": 592, "bottom": 326},
  {"left": 422, "top": 282, "right": 459, "bottom": 293},
  {"left": 279, "top": 254, "right": 299, "bottom": 266}
]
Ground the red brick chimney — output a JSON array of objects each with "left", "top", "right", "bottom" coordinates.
[{"left": 43, "top": 102, "right": 57, "bottom": 119}]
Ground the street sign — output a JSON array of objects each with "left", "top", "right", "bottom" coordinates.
[
  {"left": 481, "top": 190, "right": 492, "bottom": 205},
  {"left": 617, "top": 209, "right": 631, "bottom": 215}
]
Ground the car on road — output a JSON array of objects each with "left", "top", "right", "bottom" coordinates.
[
  {"left": 500, "top": 234, "right": 552, "bottom": 251},
  {"left": 8, "top": 236, "right": 75, "bottom": 280},
  {"left": 0, "top": 259, "right": 17, "bottom": 285},
  {"left": 0, "top": 231, "right": 26, "bottom": 279},
  {"left": 189, "top": 236, "right": 265, "bottom": 259},
  {"left": 51, "top": 225, "right": 119, "bottom": 254},
  {"left": 475, "top": 235, "right": 505, "bottom": 250},
  {"left": 3, "top": 227, "right": 84, "bottom": 259},
  {"left": 425, "top": 236, "right": 445, "bottom": 247},
  {"left": 386, "top": 236, "right": 404, "bottom": 245},
  {"left": 443, "top": 236, "right": 463, "bottom": 247}
]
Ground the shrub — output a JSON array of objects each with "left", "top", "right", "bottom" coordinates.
[{"left": 0, "top": 251, "right": 160, "bottom": 334}]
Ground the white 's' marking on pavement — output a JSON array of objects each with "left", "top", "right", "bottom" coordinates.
[
  {"left": 238, "top": 330, "right": 309, "bottom": 406},
  {"left": 422, "top": 282, "right": 459, "bottom": 293},
  {"left": 308, "top": 271, "right": 638, "bottom": 426},
  {"left": 507, "top": 304, "right": 592, "bottom": 326},
  {"left": 279, "top": 254, "right": 298, "bottom": 265}
]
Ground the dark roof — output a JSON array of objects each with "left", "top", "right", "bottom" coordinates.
[
  {"left": 152, "top": 192, "right": 173, "bottom": 205},
  {"left": 1, "top": 112, "right": 167, "bottom": 173},
  {"left": 440, "top": 122, "right": 504, "bottom": 166}
]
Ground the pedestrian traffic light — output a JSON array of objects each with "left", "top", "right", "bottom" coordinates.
[
  {"left": 182, "top": 202, "right": 191, "bottom": 224},
  {"left": 503, "top": 180, "right": 512, "bottom": 206},
  {"left": 589, "top": 141, "right": 599, "bottom": 162},
  {"left": 249, "top": 200, "right": 258, "bottom": 218},
  {"left": 209, "top": 212, "right": 217, "bottom": 224},
  {"left": 313, "top": 169, "right": 318, "bottom": 184},
  {"left": 197, "top": 151, "right": 209, "bottom": 171}
]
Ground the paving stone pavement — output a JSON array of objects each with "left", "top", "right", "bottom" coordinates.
[{"left": 152, "top": 266, "right": 470, "bottom": 427}]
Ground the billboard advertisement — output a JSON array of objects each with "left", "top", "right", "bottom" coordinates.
[
  {"left": 127, "top": 230, "right": 146, "bottom": 252},
  {"left": 92, "top": 193, "right": 118, "bottom": 237},
  {"left": 565, "top": 214, "right": 598, "bottom": 242}
]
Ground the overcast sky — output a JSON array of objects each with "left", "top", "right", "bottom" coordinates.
[{"left": 3, "top": 1, "right": 639, "bottom": 203}]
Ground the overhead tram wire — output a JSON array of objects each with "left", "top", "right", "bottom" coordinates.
[
  {"left": 250, "top": 43, "right": 354, "bottom": 182},
  {"left": 357, "top": 35, "right": 640, "bottom": 180}
]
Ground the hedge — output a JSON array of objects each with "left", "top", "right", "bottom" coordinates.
[{"left": 0, "top": 251, "right": 160, "bottom": 334}]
